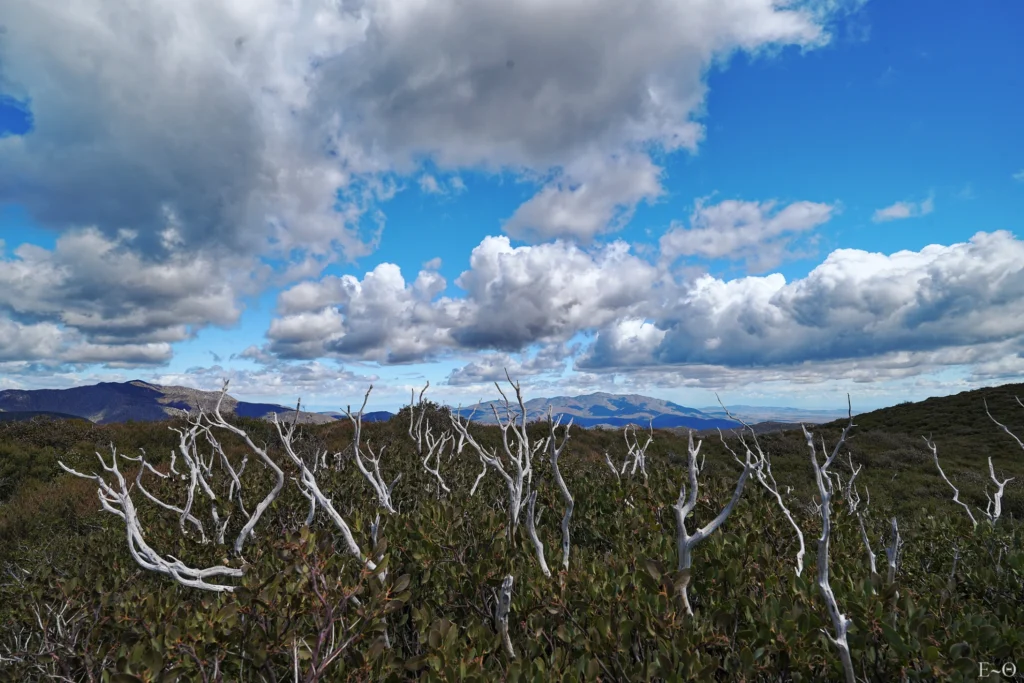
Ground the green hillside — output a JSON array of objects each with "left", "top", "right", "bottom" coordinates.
[{"left": 0, "top": 384, "right": 1021, "bottom": 681}]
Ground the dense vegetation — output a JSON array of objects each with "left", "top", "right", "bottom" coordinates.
[{"left": 0, "top": 382, "right": 1021, "bottom": 681}]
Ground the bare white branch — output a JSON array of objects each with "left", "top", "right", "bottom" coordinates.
[
  {"left": 525, "top": 490, "right": 551, "bottom": 578},
  {"left": 547, "top": 406, "right": 574, "bottom": 572},
  {"left": 716, "top": 397, "right": 806, "bottom": 577},
  {"left": 495, "top": 575, "right": 515, "bottom": 659},
  {"left": 449, "top": 370, "right": 546, "bottom": 538},
  {"left": 885, "top": 517, "right": 902, "bottom": 585},
  {"left": 622, "top": 420, "right": 654, "bottom": 481},
  {"left": 673, "top": 429, "right": 756, "bottom": 616},
  {"left": 802, "top": 394, "right": 856, "bottom": 683},
  {"left": 58, "top": 447, "right": 243, "bottom": 593},
  {"left": 342, "top": 386, "right": 399, "bottom": 515},
  {"left": 924, "top": 436, "right": 980, "bottom": 529},
  {"left": 204, "top": 379, "right": 286, "bottom": 556}
]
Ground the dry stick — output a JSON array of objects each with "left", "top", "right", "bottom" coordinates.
[
  {"left": 496, "top": 575, "right": 515, "bottom": 659},
  {"left": 205, "top": 380, "right": 285, "bottom": 557},
  {"left": 450, "top": 370, "right": 547, "bottom": 539},
  {"left": 802, "top": 395, "right": 857, "bottom": 683},
  {"left": 716, "top": 397, "right": 806, "bottom": 577},
  {"left": 923, "top": 436, "right": 979, "bottom": 529},
  {"left": 342, "top": 386, "right": 400, "bottom": 514},
  {"left": 673, "top": 429, "right": 756, "bottom": 616},
  {"left": 547, "top": 406, "right": 574, "bottom": 572},
  {"left": 525, "top": 491, "right": 551, "bottom": 578},
  {"left": 58, "top": 448, "right": 242, "bottom": 593}
]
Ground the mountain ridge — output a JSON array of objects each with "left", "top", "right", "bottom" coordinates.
[{"left": 0, "top": 381, "right": 849, "bottom": 428}]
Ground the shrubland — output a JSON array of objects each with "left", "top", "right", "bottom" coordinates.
[{"left": 0, "top": 379, "right": 1021, "bottom": 682}]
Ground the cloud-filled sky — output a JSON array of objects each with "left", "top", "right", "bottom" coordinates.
[{"left": 1, "top": 0, "right": 1022, "bottom": 414}]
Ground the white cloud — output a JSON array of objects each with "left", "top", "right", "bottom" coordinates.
[
  {"left": 660, "top": 198, "right": 835, "bottom": 269},
  {"left": 582, "top": 230, "right": 1024, "bottom": 372},
  {"left": 267, "top": 236, "right": 659, "bottom": 363},
  {"left": 418, "top": 174, "right": 443, "bottom": 194},
  {"left": 149, "top": 361, "right": 377, "bottom": 402},
  {"left": 266, "top": 229, "right": 1024, "bottom": 395},
  {"left": 1013, "top": 170, "right": 1024, "bottom": 183},
  {"left": 872, "top": 194, "right": 935, "bottom": 222},
  {"left": 503, "top": 153, "right": 664, "bottom": 242},
  {"left": 0, "top": 0, "right": 853, "bottom": 369},
  {"left": 446, "top": 342, "right": 577, "bottom": 386},
  {"left": 0, "top": 317, "right": 172, "bottom": 367},
  {"left": 312, "top": 0, "right": 830, "bottom": 171},
  {"left": 0, "top": 228, "right": 252, "bottom": 364}
]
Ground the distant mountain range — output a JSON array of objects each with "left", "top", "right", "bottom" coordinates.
[
  {"left": 455, "top": 392, "right": 850, "bottom": 431},
  {"left": 0, "top": 381, "right": 848, "bottom": 429},
  {"left": 0, "top": 381, "right": 330, "bottom": 425}
]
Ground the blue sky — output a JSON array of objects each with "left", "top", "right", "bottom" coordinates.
[{"left": 1, "top": 0, "right": 1023, "bottom": 414}]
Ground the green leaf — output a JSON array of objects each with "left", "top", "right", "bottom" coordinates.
[
  {"left": 392, "top": 573, "right": 411, "bottom": 593},
  {"left": 881, "top": 623, "right": 910, "bottom": 656}
]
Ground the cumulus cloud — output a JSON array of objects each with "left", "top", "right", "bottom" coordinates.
[
  {"left": 269, "top": 263, "right": 461, "bottom": 362},
  {"left": 0, "top": 228, "right": 255, "bottom": 365},
  {"left": 313, "top": 0, "right": 830, "bottom": 171},
  {"left": 0, "top": 0, "right": 837, "bottom": 255},
  {"left": 266, "top": 228, "right": 1024, "bottom": 395},
  {"left": 266, "top": 236, "right": 659, "bottom": 363},
  {"left": 149, "top": 361, "right": 377, "bottom": 404},
  {"left": 0, "top": 0, "right": 384, "bottom": 261},
  {"left": 446, "top": 342, "right": 577, "bottom": 386},
  {"left": 660, "top": 198, "right": 835, "bottom": 269},
  {"left": 0, "top": 317, "right": 171, "bottom": 368},
  {"left": 581, "top": 230, "right": 1024, "bottom": 372},
  {"left": 0, "top": 0, "right": 854, "bottom": 367},
  {"left": 503, "top": 154, "right": 664, "bottom": 242},
  {"left": 872, "top": 195, "right": 935, "bottom": 222}
]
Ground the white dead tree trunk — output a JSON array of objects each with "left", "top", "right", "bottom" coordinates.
[
  {"left": 621, "top": 420, "right": 654, "bottom": 481},
  {"left": 716, "top": 398, "right": 807, "bottom": 577},
  {"left": 603, "top": 451, "right": 621, "bottom": 482},
  {"left": 802, "top": 396, "right": 857, "bottom": 683},
  {"left": 58, "top": 447, "right": 244, "bottom": 593},
  {"left": 343, "top": 386, "right": 400, "bottom": 515},
  {"left": 272, "top": 406, "right": 383, "bottom": 577},
  {"left": 673, "top": 429, "right": 757, "bottom": 616},
  {"left": 121, "top": 448, "right": 208, "bottom": 543},
  {"left": 924, "top": 436, "right": 1012, "bottom": 529},
  {"left": 449, "top": 371, "right": 548, "bottom": 538},
  {"left": 203, "top": 380, "right": 286, "bottom": 556},
  {"left": 495, "top": 575, "right": 515, "bottom": 659},
  {"left": 56, "top": 379, "right": 402, "bottom": 608},
  {"left": 985, "top": 395, "right": 1024, "bottom": 453},
  {"left": 884, "top": 517, "right": 902, "bottom": 585},
  {"left": 407, "top": 382, "right": 453, "bottom": 496},
  {"left": 525, "top": 490, "right": 550, "bottom": 578},
  {"left": 57, "top": 380, "right": 285, "bottom": 591},
  {"left": 546, "top": 406, "right": 574, "bottom": 572}
]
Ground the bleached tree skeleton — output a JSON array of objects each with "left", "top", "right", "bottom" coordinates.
[
  {"left": 924, "top": 435, "right": 1012, "bottom": 529},
  {"left": 621, "top": 420, "right": 654, "bottom": 481},
  {"left": 673, "top": 429, "right": 757, "bottom": 616},
  {"left": 407, "top": 382, "right": 453, "bottom": 495},
  {"left": 547, "top": 406, "right": 574, "bottom": 572},
  {"left": 58, "top": 446, "right": 244, "bottom": 593},
  {"left": 449, "top": 370, "right": 549, "bottom": 539},
  {"left": 716, "top": 397, "right": 806, "bottom": 577},
  {"left": 801, "top": 396, "right": 857, "bottom": 683},
  {"left": 343, "top": 385, "right": 401, "bottom": 515},
  {"left": 272, "top": 404, "right": 383, "bottom": 579}
]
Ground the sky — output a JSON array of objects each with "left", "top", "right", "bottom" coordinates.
[{"left": 1, "top": 0, "right": 1023, "bottom": 414}]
